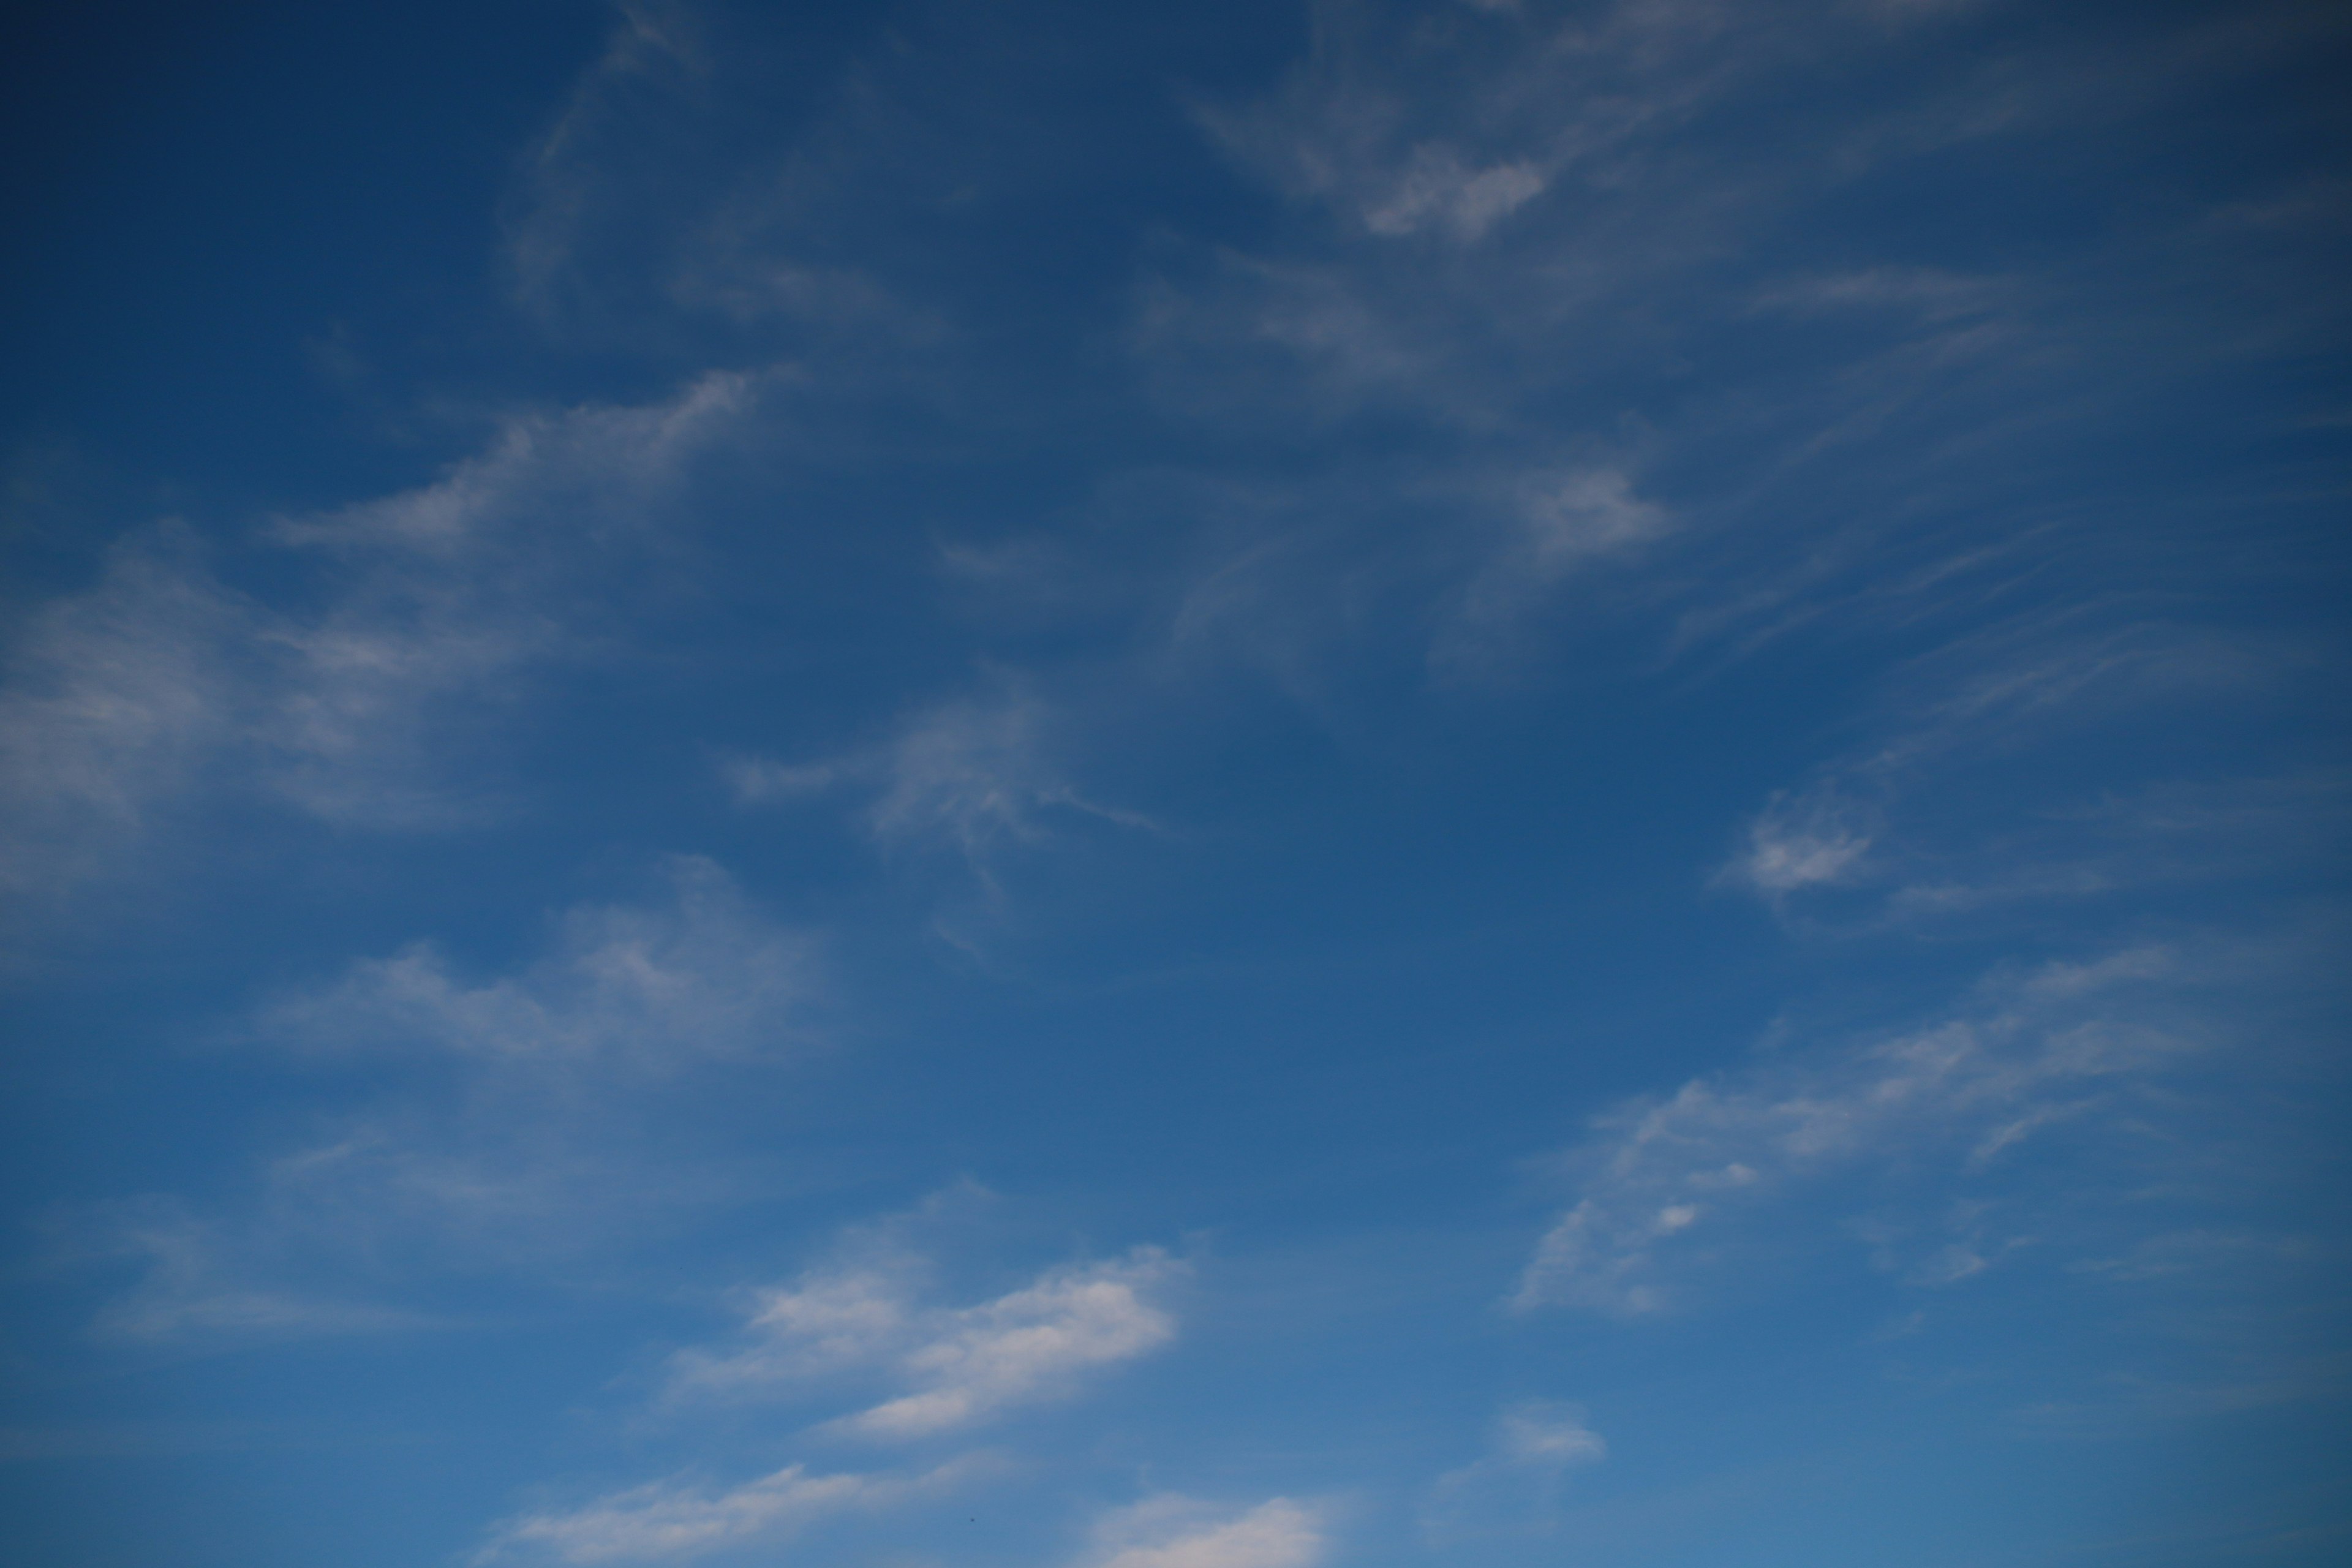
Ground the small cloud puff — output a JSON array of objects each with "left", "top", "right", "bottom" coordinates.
[
  {"left": 1493, "top": 1401, "right": 1608, "bottom": 1467},
  {"left": 1720, "top": 786, "right": 1875, "bottom": 897}
]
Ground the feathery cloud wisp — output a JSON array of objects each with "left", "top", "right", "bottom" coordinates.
[
  {"left": 1079, "top": 1494, "right": 1328, "bottom": 1568},
  {"left": 478, "top": 1454, "right": 988, "bottom": 1565},
  {"left": 1515, "top": 945, "right": 2199, "bottom": 1314},
  {"left": 670, "top": 1246, "right": 1183, "bottom": 1439},
  {"left": 0, "top": 373, "right": 763, "bottom": 907},
  {"left": 249, "top": 857, "right": 816, "bottom": 1068}
]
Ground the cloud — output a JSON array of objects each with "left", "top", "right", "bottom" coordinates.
[
  {"left": 0, "top": 525, "right": 250, "bottom": 900},
  {"left": 0, "top": 374, "right": 763, "bottom": 908},
  {"left": 503, "top": 0, "right": 710, "bottom": 320},
  {"left": 1079, "top": 1495, "right": 1328, "bottom": 1568},
  {"left": 1751, "top": 265, "right": 2012, "bottom": 323},
  {"left": 1363, "top": 146, "right": 1547, "bottom": 241},
  {"left": 1423, "top": 1401, "right": 1605, "bottom": 1541},
  {"left": 864, "top": 692, "right": 1097, "bottom": 856},
  {"left": 69, "top": 1196, "right": 432, "bottom": 1344},
  {"left": 1708, "top": 611, "right": 2330, "bottom": 929},
  {"left": 478, "top": 1455, "right": 986, "bottom": 1566},
  {"left": 1720, "top": 786, "right": 1876, "bottom": 896},
  {"left": 1514, "top": 946, "right": 2199, "bottom": 1314},
  {"left": 62, "top": 1110, "right": 747, "bottom": 1348},
  {"left": 249, "top": 857, "right": 816, "bottom": 1069},
  {"left": 1490, "top": 1400, "right": 1608, "bottom": 1467},
  {"left": 732, "top": 685, "right": 1154, "bottom": 871},
  {"left": 62, "top": 858, "right": 810, "bottom": 1344},
  {"left": 1434, "top": 465, "right": 1671, "bottom": 669},
  {"left": 669, "top": 1245, "right": 1183, "bottom": 1439}
]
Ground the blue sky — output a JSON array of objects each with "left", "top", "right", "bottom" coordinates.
[{"left": 2, "top": 1, "right": 2348, "bottom": 1563}]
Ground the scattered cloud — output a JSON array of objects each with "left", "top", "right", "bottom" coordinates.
[
  {"left": 69, "top": 1196, "right": 432, "bottom": 1344},
  {"left": 1078, "top": 1494, "right": 1328, "bottom": 1568},
  {"left": 670, "top": 1245, "right": 1184, "bottom": 1439},
  {"left": 478, "top": 1453, "right": 988, "bottom": 1565},
  {"left": 0, "top": 374, "right": 764, "bottom": 908},
  {"left": 1423, "top": 1400, "right": 1606, "bottom": 1542},
  {"left": 731, "top": 685, "right": 1155, "bottom": 871},
  {"left": 249, "top": 857, "right": 817, "bottom": 1069},
  {"left": 503, "top": 0, "right": 710, "bottom": 318},
  {"left": 1719, "top": 786, "right": 1877, "bottom": 897},
  {"left": 1490, "top": 1400, "right": 1608, "bottom": 1468},
  {"left": 1514, "top": 946, "right": 2201, "bottom": 1314},
  {"left": 59, "top": 858, "right": 810, "bottom": 1344},
  {"left": 0, "top": 524, "right": 251, "bottom": 900},
  {"left": 1435, "top": 464, "right": 1670, "bottom": 669},
  {"left": 1363, "top": 146, "right": 1547, "bottom": 241}
]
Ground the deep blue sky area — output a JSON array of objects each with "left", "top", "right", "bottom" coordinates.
[{"left": 2, "top": 3, "right": 2348, "bottom": 1566}]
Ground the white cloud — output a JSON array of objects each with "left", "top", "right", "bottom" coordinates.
[
  {"left": 1080, "top": 1495, "right": 1328, "bottom": 1568},
  {"left": 503, "top": 0, "right": 709, "bottom": 318},
  {"left": 1363, "top": 146, "right": 1547, "bottom": 241},
  {"left": 72, "top": 1196, "right": 431, "bottom": 1344},
  {"left": 1436, "top": 465, "right": 1670, "bottom": 668},
  {"left": 1514, "top": 947, "right": 2194, "bottom": 1314},
  {"left": 732, "top": 686, "right": 1154, "bottom": 870},
  {"left": 249, "top": 857, "right": 815, "bottom": 1068},
  {"left": 0, "top": 374, "right": 763, "bottom": 905},
  {"left": 1423, "top": 1401, "right": 1606, "bottom": 1542},
  {"left": 62, "top": 858, "right": 809, "bottom": 1343},
  {"left": 1721, "top": 786, "right": 1875, "bottom": 896},
  {"left": 1709, "top": 619, "right": 2322, "bottom": 925},
  {"left": 66, "top": 1113, "right": 766, "bottom": 1349},
  {"left": 669, "top": 1246, "right": 1183, "bottom": 1438},
  {"left": 723, "top": 755, "right": 845, "bottom": 803},
  {"left": 667, "top": 1265, "right": 918, "bottom": 1397},
  {"left": 478, "top": 1455, "right": 985, "bottom": 1566},
  {"left": 866, "top": 691, "right": 1086, "bottom": 856},
  {"left": 1491, "top": 1401, "right": 1608, "bottom": 1467},
  {"left": 277, "top": 369, "right": 754, "bottom": 556},
  {"left": 0, "top": 525, "right": 249, "bottom": 899}
]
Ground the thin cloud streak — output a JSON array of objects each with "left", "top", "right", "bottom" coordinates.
[
  {"left": 0, "top": 373, "right": 766, "bottom": 907},
  {"left": 1515, "top": 945, "right": 2208, "bottom": 1314},
  {"left": 249, "top": 856, "right": 818, "bottom": 1068},
  {"left": 478, "top": 1453, "right": 992, "bottom": 1565},
  {"left": 669, "top": 1245, "right": 1185, "bottom": 1439},
  {"left": 1078, "top": 1494, "right": 1329, "bottom": 1568}
]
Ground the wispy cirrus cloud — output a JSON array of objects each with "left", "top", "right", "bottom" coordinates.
[
  {"left": 1077, "top": 1494, "right": 1329, "bottom": 1568},
  {"left": 1422, "top": 1400, "right": 1606, "bottom": 1544},
  {"left": 64, "top": 859, "right": 810, "bottom": 1344},
  {"left": 66, "top": 1194, "right": 435, "bottom": 1345},
  {"left": 475, "top": 1199, "right": 1191, "bottom": 1565},
  {"left": 478, "top": 1453, "right": 992, "bottom": 1566},
  {"left": 0, "top": 372, "right": 765, "bottom": 910},
  {"left": 669, "top": 1243, "right": 1184, "bottom": 1440},
  {"left": 1719, "top": 784, "right": 1877, "bottom": 899},
  {"left": 249, "top": 856, "right": 818, "bottom": 1069},
  {"left": 1514, "top": 944, "right": 2208, "bottom": 1315},
  {"left": 1714, "top": 610, "right": 2339, "bottom": 929},
  {"left": 731, "top": 684, "right": 1156, "bottom": 874}
]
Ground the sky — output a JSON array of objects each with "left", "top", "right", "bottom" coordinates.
[{"left": 1, "top": 1, "right": 2348, "bottom": 1564}]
